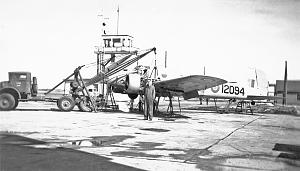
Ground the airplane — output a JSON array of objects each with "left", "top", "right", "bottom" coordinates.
[
  {"left": 109, "top": 60, "right": 227, "bottom": 114},
  {"left": 198, "top": 68, "right": 279, "bottom": 114},
  {"left": 67, "top": 49, "right": 227, "bottom": 113}
]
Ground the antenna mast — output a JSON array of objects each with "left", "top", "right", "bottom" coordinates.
[
  {"left": 165, "top": 51, "right": 167, "bottom": 68},
  {"left": 283, "top": 61, "right": 288, "bottom": 105},
  {"left": 117, "top": 5, "right": 119, "bottom": 35}
]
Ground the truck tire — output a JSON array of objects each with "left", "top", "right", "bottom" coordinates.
[
  {"left": 78, "top": 100, "right": 92, "bottom": 112},
  {"left": 0, "top": 93, "right": 16, "bottom": 111},
  {"left": 57, "top": 96, "right": 75, "bottom": 112},
  {"left": 12, "top": 99, "right": 19, "bottom": 110}
]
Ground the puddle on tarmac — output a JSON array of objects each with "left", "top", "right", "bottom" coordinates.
[
  {"left": 29, "top": 135, "right": 135, "bottom": 148},
  {"left": 69, "top": 135, "right": 135, "bottom": 147},
  {"left": 139, "top": 128, "right": 170, "bottom": 132}
]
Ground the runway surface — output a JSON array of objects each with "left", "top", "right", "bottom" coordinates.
[{"left": 1, "top": 101, "right": 300, "bottom": 170}]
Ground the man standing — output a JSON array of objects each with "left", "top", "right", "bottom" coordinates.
[{"left": 144, "top": 80, "right": 156, "bottom": 121}]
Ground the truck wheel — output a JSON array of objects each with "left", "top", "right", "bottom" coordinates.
[
  {"left": 57, "top": 96, "right": 75, "bottom": 112},
  {"left": 78, "top": 100, "right": 92, "bottom": 112},
  {"left": 0, "top": 93, "right": 16, "bottom": 111},
  {"left": 12, "top": 99, "right": 19, "bottom": 110}
]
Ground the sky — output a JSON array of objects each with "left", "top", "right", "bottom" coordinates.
[{"left": 0, "top": 0, "right": 299, "bottom": 88}]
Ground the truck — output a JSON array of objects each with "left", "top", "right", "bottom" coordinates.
[
  {"left": 0, "top": 72, "right": 38, "bottom": 110},
  {"left": 0, "top": 70, "right": 97, "bottom": 112}
]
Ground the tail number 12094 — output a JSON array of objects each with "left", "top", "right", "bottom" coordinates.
[{"left": 222, "top": 85, "right": 245, "bottom": 96}]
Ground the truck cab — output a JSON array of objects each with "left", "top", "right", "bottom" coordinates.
[{"left": 0, "top": 72, "right": 37, "bottom": 110}]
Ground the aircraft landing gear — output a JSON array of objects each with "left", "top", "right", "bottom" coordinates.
[{"left": 167, "top": 94, "right": 174, "bottom": 114}]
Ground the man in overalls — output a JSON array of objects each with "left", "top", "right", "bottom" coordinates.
[{"left": 144, "top": 80, "right": 156, "bottom": 121}]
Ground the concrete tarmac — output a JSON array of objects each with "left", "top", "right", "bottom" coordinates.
[{"left": 0, "top": 101, "right": 300, "bottom": 170}]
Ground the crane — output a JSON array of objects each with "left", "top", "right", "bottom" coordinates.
[{"left": 45, "top": 47, "right": 156, "bottom": 112}]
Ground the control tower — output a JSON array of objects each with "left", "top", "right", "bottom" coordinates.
[
  {"left": 102, "top": 34, "right": 136, "bottom": 54},
  {"left": 95, "top": 34, "right": 138, "bottom": 74}
]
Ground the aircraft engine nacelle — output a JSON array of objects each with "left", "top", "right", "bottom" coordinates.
[
  {"left": 112, "top": 84, "right": 125, "bottom": 94},
  {"left": 125, "top": 73, "right": 141, "bottom": 96}
]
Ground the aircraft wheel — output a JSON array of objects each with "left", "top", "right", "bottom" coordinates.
[
  {"left": 78, "top": 100, "right": 92, "bottom": 112},
  {"left": 57, "top": 96, "right": 75, "bottom": 111},
  {"left": 0, "top": 93, "right": 15, "bottom": 111}
]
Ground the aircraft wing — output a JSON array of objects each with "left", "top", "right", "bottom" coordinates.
[{"left": 154, "top": 75, "right": 227, "bottom": 100}]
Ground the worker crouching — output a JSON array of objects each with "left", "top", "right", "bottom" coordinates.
[{"left": 144, "top": 80, "right": 156, "bottom": 121}]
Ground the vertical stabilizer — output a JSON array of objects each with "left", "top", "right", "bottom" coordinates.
[{"left": 248, "top": 68, "right": 269, "bottom": 96}]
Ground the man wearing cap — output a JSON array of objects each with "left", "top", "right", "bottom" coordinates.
[{"left": 144, "top": 80, "right": 156, "bottom": 121}]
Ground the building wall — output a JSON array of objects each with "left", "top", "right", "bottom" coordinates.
[
  {"left": 276, "top": 93, "right": 300, "bottom": 105},
  {"left": 275, "top": 80, "right": 300, "bottom": 105}
]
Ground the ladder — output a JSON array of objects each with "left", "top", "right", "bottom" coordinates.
[{"left": 235, "top": 101, "right": 253, "bottom": 114}]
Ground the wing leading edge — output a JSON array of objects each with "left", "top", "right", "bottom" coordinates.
[{"left": 154, "top": 75, "right": 227, "bottom": 100}]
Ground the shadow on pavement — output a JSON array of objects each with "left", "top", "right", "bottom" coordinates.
[
  {"left": 0, "top": 133, "right": 145, "bottom": 171},
  {"left": 273, "top": 143, "right": 300, "bottom": 160}
]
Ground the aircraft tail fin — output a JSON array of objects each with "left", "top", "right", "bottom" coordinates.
[{"left": 247, "top": 68, "right": 269, "bottom": 96}]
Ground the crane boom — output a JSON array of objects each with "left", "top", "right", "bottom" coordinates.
[
  {"left": 106, "top": 47, "right": 156, "bottom": 77},
  {"left": 85, "top": 47, "right": 156, "bottom": 87},
  {"left": 106, "top": 52, "right": 136, "bottom": 72}
]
